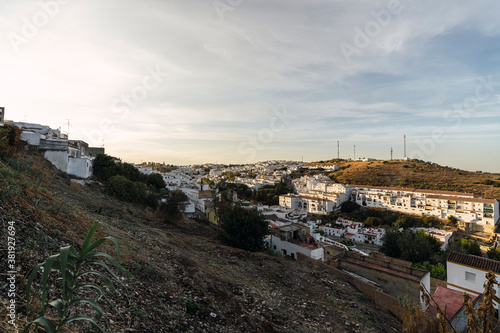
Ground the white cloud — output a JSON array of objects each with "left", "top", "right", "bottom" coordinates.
[{"left": 0, "top": 0, "right": 499, "bottom": 171}]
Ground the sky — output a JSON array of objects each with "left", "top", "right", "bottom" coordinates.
[{"left": 1, "top": 0, "right": 499, "bottom": 172}]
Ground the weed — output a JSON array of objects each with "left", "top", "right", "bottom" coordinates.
[
  {"left": 185, "top": 299, "right": 202, "bottom": 315},
  {"left": 356, "top": 292, "right": 366, "bottom": 301},
  {"left": 325, "top": 295, "right": 335, "bottom": 302},
  {"left": 23, "top": 221, "right": 133, "bottom": 333}
]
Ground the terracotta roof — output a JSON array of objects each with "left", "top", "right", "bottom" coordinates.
[
  {"left": 427, "top": 286, "right": 477, "bottom": 321},
  {"left": 426, "top": 195, "right": 496, "bottom": 204},
  {"left": 447, "top": 252, "right": 500, "bottom": 273},
  {"left": 414, "top": 189, "right": 476, "bottom": 197},
  {"left": 355, "top": 185, "right": 415, "bottom": 192}
]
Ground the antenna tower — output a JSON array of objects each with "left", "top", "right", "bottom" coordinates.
[{"left": 404, "top": 135, "right": 407, "bottom": 159}]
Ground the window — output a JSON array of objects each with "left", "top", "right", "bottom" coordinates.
[{"left": 465, "top": 272, "right": 476, "bottom": 283}]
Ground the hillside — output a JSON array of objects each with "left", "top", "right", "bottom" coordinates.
[
  {"left": 0, "top": 151, "right": 401, "bottom": 332},
  {"left": 308, "top": 160, "right": 500, "bottom": 200}
]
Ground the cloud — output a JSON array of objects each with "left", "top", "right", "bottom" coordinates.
[{"left": 0, "top": 0, "right": 499, "bottom": 171}]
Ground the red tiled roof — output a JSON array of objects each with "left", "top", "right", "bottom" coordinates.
[
  {"left": 414, "top": 189, "right": 476, "bottom": 197},
  {"left": 426, "top": 195, "right": 496, "bottom": 204},
  {"left": 427, "top": 286, "right": 476, "bottom": 321},
  {"left": 447, "top": 252, "right": 500, "bottom": 273}
]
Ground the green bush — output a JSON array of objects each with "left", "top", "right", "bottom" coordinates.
[
  {"left": 413, "top": 261, "right": 446, "bottom": 280},
  {"left": 185, "top": 299, "right": 202, "bottom": 315},
  {"left": 24, "top": 221, "right": 132, "bottom": 333}
]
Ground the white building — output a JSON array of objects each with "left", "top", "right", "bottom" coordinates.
[
  {"left": 269, "top": 224, "right": 324, "bottom": 261},
  {"left": 409, "top": 227, "right": 453, "bottom": 250},
  {"left": 447, "top": 251, "right": 500, "bottom": 318},
  {"left": 354, "top": 186, "right": 499, "bottom": 233},
  {"left": 352, "top": 227, "right": 385, "bottom": 246},
  {"left": 279, "top": 183, "right": 352, "bottom": 216}
]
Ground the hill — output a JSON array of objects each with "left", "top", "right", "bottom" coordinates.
[
  {"left": 308, "top": 159, "right": 500, "bottom": 200},
  {"left": 0, "top": 151, "right": 401, "bottom": 332}
]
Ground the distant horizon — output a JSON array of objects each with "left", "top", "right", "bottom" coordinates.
[
  {"left": 4, "top": 115, "right": 499, "bottom": 173},
  {"left": 2, "top": 1, "right": 499, "bottom": 174}
]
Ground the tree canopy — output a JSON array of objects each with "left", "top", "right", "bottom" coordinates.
[
  {"left": 219, "top": 205, "right": 269, "bottom": 252},
  {"left": 93, "top": 154, "right": 165, "bottom": 208}
]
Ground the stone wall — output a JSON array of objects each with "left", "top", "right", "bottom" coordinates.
[{"left": 296, "top": 253, "right": 402, "bottom": 320}]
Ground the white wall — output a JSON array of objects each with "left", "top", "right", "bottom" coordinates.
[
  {"left": 44, "top": 150, "right": 69, "bottom": 173},
  {"left": 68, "top": 157, "right": 93, "bottom": 179},
  {"left": 21, "top": 131, "right": 41, "bottom": 146},
  {"left": 44, "top": 151, "right": 92, "bottom": 179},
  {"left": 270, "top": 235, "right": 324, "bottom": 261},
  {"left": 447, "top": 262, "right": 496, "bottom": 296}
]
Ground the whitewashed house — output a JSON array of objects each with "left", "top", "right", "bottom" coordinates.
[
  {"left": 354, "top": 186, "right": 499, "bottom": 233},
  {"left": 447, "top": 252, "right": 500, "bottom": 318},
  {"left": 269, "top": 224, "right": 324, "bottom": 261}
]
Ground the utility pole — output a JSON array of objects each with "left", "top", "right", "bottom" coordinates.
[
  {"left": 66, "top": 119, "right": 71, "bottom": 138},
  {"left": 404, "top": 135, "right": 407, "bottom": 159},
  {"left": 391, "top": 147, "right": 393, "bottom": 161},
  {"left": 354, "top": 145, "right": 356, "bottom": 160},
  {"left": 337, "top": 141, "right": 339, "bottom": 160}
]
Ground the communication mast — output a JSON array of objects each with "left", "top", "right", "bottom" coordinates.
[{"left": 404, "top": 135, "right": 407, "bottom": 159}]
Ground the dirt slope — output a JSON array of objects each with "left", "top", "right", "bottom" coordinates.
[{"left": 0, "top": 152, "right": 401, "bottom": 332}]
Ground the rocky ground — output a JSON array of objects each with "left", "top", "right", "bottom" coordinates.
[{"left": 0, "top": 153, "right": 402, "bottom": 332}]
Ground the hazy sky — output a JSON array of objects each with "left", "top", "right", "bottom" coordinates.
[{"left": 1, "top": 0, "right": 500, "bottom": 171}]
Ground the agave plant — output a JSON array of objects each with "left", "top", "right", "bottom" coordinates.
[{"left": 23, "top": 221, "right": 133, "bottom": 333}]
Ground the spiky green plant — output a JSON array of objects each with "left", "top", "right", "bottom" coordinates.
[{"left": 23, "top": 221, "right": 133, "bottom": 333}]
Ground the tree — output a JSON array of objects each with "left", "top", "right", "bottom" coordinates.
[
  {"left": 380, "top": 230, "right": 402, "bottom": 258},
  {"left": 341, "top": 200, "right": 360, "bottom": 213},
  {"left": 147, "top": 172, "right": 166, "bottom": 191},
  {"left": 157, "top": 190, "right": 189, "bottom": 223},
  {"left": 92, "top": 154, "right": 117, "bottom": 181},
  {"left": 413, "top": 261, "right": 446, "bottom": 280},
  {"left": 365, "top": 216, "right": 382, "bottom": 227},
  {"left": 381, "top": 230, "right": 442, "bottom": 264},
  {"left": 447, "top": 215, "right": 458, "bottom": 226},
  {"left": 448, "top": 239, "right": 482, "bottom": 256},
  {"left": 219, "top": 206, "right": 269, "bottom": 252}
]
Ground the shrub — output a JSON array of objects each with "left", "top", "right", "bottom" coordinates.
[
  {"left": 185, "top": 299, "right": 202, "bottom": 315},
  {"left": 157, "top": 190, "right": 188, "bottom": 223},
  {"left": 0, "top": 125, "right": 25, "bottom": 157},
  {"left": 487, "top": 247, "right": 500, "bottom": 261},
  {"left": 23, "top": 221, "right": 132, "bottom": 333},
  {"left": 413, "top": 261, "right": 446, "bottom": 280}
]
